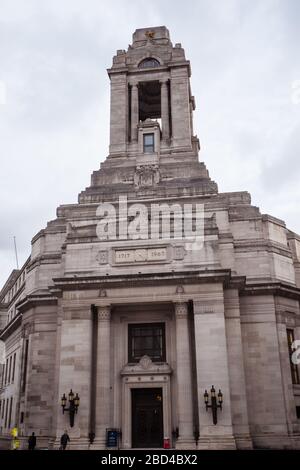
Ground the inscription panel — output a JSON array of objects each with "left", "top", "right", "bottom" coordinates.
[{"left": 114, "top": 247, "right": 167, "bottom": 264}]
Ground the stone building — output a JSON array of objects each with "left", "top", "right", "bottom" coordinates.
[{"left": 1, "top": 26, "right": 300, "bottom": 450}]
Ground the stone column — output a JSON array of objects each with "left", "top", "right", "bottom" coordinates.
[
  {"left": 174, "top": 302, "right": 195, "bottom": 449},
  {"left": 131, "top": 83, "right": 139, "bottom": 142},
  {"left": 193, "top": 287, "right": 235, "bottom": 449},
  {"left": 224, "top": 289, "right": 252, "bottom": 449},
  {"left": 170, "top": 68, "right": 192, "bottom": 149},
  {"left": 276, "top": 316, "right": 298, "bottom": 435},
  {"left": 56, "top": 306, "right": 92, "bottom": 449},
  {"left": 109, "top": 73, "right": 127, "bottom": 156},
  {"left": 95, "top": 305, "right": 111, "bottom": 448},
  {"left": 161, "top": 80, "right": 170, "bottom": 140}
]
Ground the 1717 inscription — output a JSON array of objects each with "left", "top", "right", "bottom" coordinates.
[{"left": 115, "top": 247, "right": 167, "bottom": 264}]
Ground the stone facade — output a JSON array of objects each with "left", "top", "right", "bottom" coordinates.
[{"left": 1, "top": 26, "right": 300, "bottom": 449}]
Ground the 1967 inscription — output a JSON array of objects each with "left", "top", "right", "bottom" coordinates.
[{"left": 115, "top": 247, "right": 167, "bottom": 264}]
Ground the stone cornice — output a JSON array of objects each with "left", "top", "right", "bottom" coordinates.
[
  {"left": 107, "top": 61, "right": 190, "bottom": 77},
  {"left": 27, "top": 253, "right": 62, "bottom": 273},
  {"left": 234, "top": 239, "right": 292, "bottom": 257},
  {"left": 16, "top": 293, "right": 58, "bottom": 313},
  {"left": 51, "top": 268, "right": 236, "bottom": 293},
  {"left": 3, "top": 284, "right": 25, "bottom": 309},
  {"left": 0, "top": 312, "right": 22, "bottom": 341},
  {"left": 241, "top": 281, "right": 300, "bottom": 300}
]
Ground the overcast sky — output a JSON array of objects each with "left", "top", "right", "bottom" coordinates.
[{"left": 0, "top": 0, "right": 299, "bottom": 287}]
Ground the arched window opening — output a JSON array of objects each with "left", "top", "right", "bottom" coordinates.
[{"left": 139, "top": 58, "right": 160, "bottom": 69}]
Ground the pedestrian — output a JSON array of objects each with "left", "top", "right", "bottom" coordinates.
[
  {"left": 10, "top": 425, "right": 19, "bottom": 450},
  {"left": 28, "top": 432, "right": 37, "bottom": 450},
  {"left": 60, "top": 430, "right": 70, "bottom": 450}
]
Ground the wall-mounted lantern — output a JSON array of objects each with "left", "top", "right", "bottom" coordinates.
[
  {"left": 204, "top": 385, "right": 223, "bottom": 425},
  {"left": 61, "top": 389, "right": 80, "bottom": 427}
]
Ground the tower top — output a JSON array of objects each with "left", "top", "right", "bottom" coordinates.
[
  {"left": 107, "top": 25, "right": 193, "bottom": 159},
  {"left": 109, "top": 25, "right": 189, "bottom": 74},
  {"left": 132, "top": 26, "right": 170, "bottom": 45},
  {"left": 79, "top": 27, "right": 217, "bottom": 203}
]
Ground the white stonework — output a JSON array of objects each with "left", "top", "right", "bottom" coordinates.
[{"left": 1, "top": 26, "right": 300, "bottom": 450}]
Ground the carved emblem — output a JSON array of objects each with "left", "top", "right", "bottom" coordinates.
[
  {"left": 176, "top": 285, "right": 185, "bottom": 294},
  {"left": 134, "top": 165, "right": 160, "bottom": 188},
  {"left": 174, "top": 245, "right": 185, "bottom": 260},
  {"left": 21, "top": 322, "right": 34, "bottom": 338},
  {"left": 98, "top": 288, "right": 107, "bottom": 298},
  {"left": 139, "top": 355, "right": 152, "bottom": 370},
  {"left": 145, "top": 30, "right": 155, "bottom": 39},
  {"left": 96, "top": 250, "right": 108, "bottom": 265}
]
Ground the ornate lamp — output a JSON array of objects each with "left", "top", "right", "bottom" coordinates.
[
  {"left": 61, "top": 389, "right": 80, "bottom": 427},
  {"left": 204, "top": 385, "right": 223, "bottom": 425}
]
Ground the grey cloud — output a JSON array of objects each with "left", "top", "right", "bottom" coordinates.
[{"left": 261, "top": 126, "right": 300, "bottom": 190}]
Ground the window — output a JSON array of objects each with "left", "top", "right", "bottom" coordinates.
[
  {"left": 287, "top": 329, "right": 300, "bottom": 385},
  {"left": 12, "top": 353, "right": 16, "bottom": 383},
  {"left": 8, "top": 397, "right": 13, "bottom": 429},
  {"left": 296, "top": 406, "right": 300, "bottom": 419},
  {"left": 1, "top": 362, "right": 5, "bottom": 387},
  {"left": 4, "top": 399, "right": 9, "bottom": 428},
  {"left": 143, "top": 133, "right": 155, "bottom": 153},
  {"left": 139, "top": 58, "right": 160, "bottom": 69},
  {"left": 4, "top": 359, "right": 8, "bottom": 385},
  {"left": 8, "top": 356, "right": 12, "bottom": 384},
  {"left": 2, "top": 399, "right": 5, "bottom": 419},
  {"left": 22, "top": 339, "right": 29, "bottom": 393},
  {"left": 128, "top": 323, "right": 165, "bottom": 363}
]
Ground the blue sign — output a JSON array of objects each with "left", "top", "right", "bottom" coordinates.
[{"left": 106, "top": 429, "right": 119, "bottom": 447}]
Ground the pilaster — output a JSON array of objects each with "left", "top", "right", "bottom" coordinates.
[{"left": 174, "top": 302, "right": 195, "bottom": 449}]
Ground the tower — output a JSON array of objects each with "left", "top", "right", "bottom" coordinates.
[
  {"left": 79, "top": 26, "right": 217, "bottom": 203},
  {"left": 109, "top": 26, "right": 195, "bottom": 155}
]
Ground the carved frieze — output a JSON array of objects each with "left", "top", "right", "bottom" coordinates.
[
  {"left": 121, "top": 355, "right": 172, "bottom": 377},
  {"left": 134, "top": 165, "right": 160, "bottom": 188}
]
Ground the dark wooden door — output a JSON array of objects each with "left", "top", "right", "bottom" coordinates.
[{"left": 131, "top": 388, "right": 163, "bottom": 448}]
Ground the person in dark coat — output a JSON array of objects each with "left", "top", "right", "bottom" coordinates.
[
  {"left": 60, "top": 430, "right": 70, "bottom": 450},
  {"left": 28, "top": 432, "right": 36, "bottom": 450}
]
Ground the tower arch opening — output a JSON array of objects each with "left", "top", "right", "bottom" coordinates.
[{"left": 138, "top": 57, "right": 160, "bottom": 69}]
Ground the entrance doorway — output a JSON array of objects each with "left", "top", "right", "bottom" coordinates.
[{"left": 131, "top": 388, "right": 163, "bottom": 448}]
